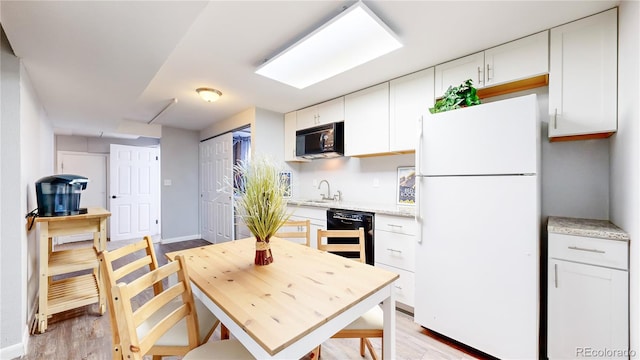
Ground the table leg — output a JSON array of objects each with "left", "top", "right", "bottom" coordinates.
[
  {"left": 38, "top": 223, "right": 49, "bottom": 333},
  {"left": 382, "top": 284, "right": 396, "bottom": 360}
]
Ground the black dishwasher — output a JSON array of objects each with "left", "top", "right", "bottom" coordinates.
[{"left": 326, "top": 209, "right": 374, "bottom": 265}]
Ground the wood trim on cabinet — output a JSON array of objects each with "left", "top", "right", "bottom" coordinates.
[
  {"left": 476, "top": 74, "right": 549, "bottom": 98},
  {"left": 549, "top": 131, "right": 614, "bottom": 142}
]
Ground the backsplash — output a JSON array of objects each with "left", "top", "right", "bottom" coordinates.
[{"left": 288, "top": 153, "right": 415, "bottom": 206}]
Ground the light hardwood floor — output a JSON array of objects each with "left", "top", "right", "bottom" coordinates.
[{"left": 19, "top": 238, "right": 478, "bottom": 360}]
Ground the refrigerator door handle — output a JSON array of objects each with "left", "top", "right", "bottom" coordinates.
[
  {"left": 416, "top": 115, "right": 423, "bottom": 176},
  {"left": 416, "top": 177, "right": 423, "bottom": 244},
  {"left": 416, "top": 115, "right": 423, "bottom": 243}
]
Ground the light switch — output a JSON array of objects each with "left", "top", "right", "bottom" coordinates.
[{"left": 163, "top": 179, "right": 172, "bottom": 186}]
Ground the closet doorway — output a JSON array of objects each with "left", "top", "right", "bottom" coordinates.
[{"left": 199, "top": 126, "right": 251, "bottom": 244}]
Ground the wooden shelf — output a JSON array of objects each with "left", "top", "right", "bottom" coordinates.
[
  {"left": 477, "top": 74, "right": 549, "bottom": 99},
  {"left": 549, "top": 132, "right": 614, "bottom": 142},
  {"left": 48, "top": 274, "right": 99, "bottom": 315},
  {"left": 48, "top": 247, "right": 98, "bottom": 276}
]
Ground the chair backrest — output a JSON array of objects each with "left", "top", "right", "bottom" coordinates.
[
  {"left": 99, "top": 236, "right": 161, "bottom": 358},
  {"left": 111, "top": 255, "right": 200, "bottom": 360},
  {"left": 276, "top": 219, "right": 311, "bottom": 247},
  {"left": 316, "top": 228, "right": 366, "bottom": 263}
]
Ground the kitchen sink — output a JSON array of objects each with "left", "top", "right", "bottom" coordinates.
[{"left": 301, "top": 199, "right": 333, "bottom": 204}]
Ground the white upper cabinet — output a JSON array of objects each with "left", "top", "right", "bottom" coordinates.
[
  {"left": 296, "top": 97, "right": 344, "bottom": 130},
  {"left": 484, "top": 31, "right": 548, "bottom": 87},
  {"left": 389, "top": 68, "right": 435, "bottom": 152},
  {"left": 435, "top": 52, "right": 485, "bottom": 96},
  {"left": 344, "top": 83, "right": 390, "bottom": 157},
  {"left": 284, "top": 111, "right": 308, "bottom": 162},
  {"left": 435, "top": 31, "right": 549, "bottom": 96},
  {"left": 548, "top": 9, "right": 617, "bottom": 139}
]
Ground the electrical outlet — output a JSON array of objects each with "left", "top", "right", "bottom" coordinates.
[
  {"left": 163, "top": 179, "right": 172, "bottom": 186},
  {"left": 373, "top": 178, "right": 380, "bottom": 188}
]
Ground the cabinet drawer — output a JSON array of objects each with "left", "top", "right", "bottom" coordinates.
[
  {"left": 375, "top": 263, "right": 414, "bottom": 307},
  {"left": 375, "top": 214, "right": 416, "bottom": 235},
  {"left": 549, "top": 233, "right": 628, "bottom": 270},
  {"left": 375, "top": 231, "right": 415, "bottom": 271}
]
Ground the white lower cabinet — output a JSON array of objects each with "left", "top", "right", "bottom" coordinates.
[
  {"left": 286, "top": 205, "right": 327, "bottom": 249},
  {"left": 374, "top": 214, "right": 416, "bottom": 308},
  {"left": 547, "top": 233, "right": 629, "bottom": 360}
]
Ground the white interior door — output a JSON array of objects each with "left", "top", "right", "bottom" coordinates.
[
  {"left": 200, "top": 133, "right": 233, "bottom": 244},
  {"left": 213, "top": 133, "right": 234, "bottom": 243},
  {"left": 200, "top": 139, "right": 215, "bottom": 242},
  {"left": 109, "top": 144, "right": 160, "bottom": 241},
  {"left": 55, "top": 151, "right": 107, "bottom": 244}
]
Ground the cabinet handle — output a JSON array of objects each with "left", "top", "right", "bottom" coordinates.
[
  {"left": 486, "top": 64, "right": 492, "bottom": 81},
  {"left": 568, "top": 246, "right": 605, "bottom": 254},
  {"left": 394, "top": 285, "right": 403, "bottom": 290},
  {"left": 386, "top": 248, "right": 402, "bottom": 254},
  {"left": 553, "top": 108, "right": 558, "bottom": 130},
  {"left": 388, "top": 224, "right": 403, "bottom": 229},
  {"left": 477, "top": 66, "right": 482, "bottom": 85},
  {"left": 554, "top": 263, "right": 558, "bottom": 288}
]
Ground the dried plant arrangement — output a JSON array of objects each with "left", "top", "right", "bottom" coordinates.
[{"left": 234, "top": 156, "right": 290, "bottom": 265}]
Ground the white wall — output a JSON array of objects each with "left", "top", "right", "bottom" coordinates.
[
  {"left": 610, "top": 0, "right": 639, "bottom": 355},
  {"left": 1, "top": 24, "right": 25, "bottom": 357},
  {"left": 0, "top": 25, "right": 53, "bottom": 358},
  {"left": 159, "top": 126, "right": 200, "bottom": 241},
  {"left": 21, "top": 61, "right": 54, "bottom": 339}
]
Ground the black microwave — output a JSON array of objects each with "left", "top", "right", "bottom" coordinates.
[{"left": 296, "top": 122, "right": 344, "bottom": 159}]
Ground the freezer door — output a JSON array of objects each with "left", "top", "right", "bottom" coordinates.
[
  {"left": 420, "top": 94, "right": 539, "bottom": 176},
  {"left": 414, "top": 175, "right": 539, "bottom": 359}
]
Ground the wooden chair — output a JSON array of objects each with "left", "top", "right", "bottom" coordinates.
[
  {"left": 110, "top": 254, "right": 253, "bottom": 360},
  {"left": 316, "top": 228, "right": 383, "bottom": 360},
  {"left": 99, "top": 236, "right": 226, "bottom": 359},
  {"left": 275, "top": 219, "right": 311, "bottom": 247}
]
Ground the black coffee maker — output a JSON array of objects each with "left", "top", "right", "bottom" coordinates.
[{"left": 35, "top": 174, "right": 89, "bottom": 217}]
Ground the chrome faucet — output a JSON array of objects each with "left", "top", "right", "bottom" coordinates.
[{"left": 318, "top": 179, "right": 331, "bottom": 200}]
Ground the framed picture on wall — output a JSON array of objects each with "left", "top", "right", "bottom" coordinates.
[
  {"left": 280, "top": 171, "right": 292, "bottom": 198},
  {"left": 397, "top": 166, "right": 416, "bottom": 205}
]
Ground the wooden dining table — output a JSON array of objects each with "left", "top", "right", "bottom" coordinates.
[{"left": 166, "top": 236, "right": 399, "bottom": 359}]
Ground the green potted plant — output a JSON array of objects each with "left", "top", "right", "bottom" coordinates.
[
  {"left": 429, "top": 79, "right": 481, "bottom": 113},
  {"left": 234, "top": 156, "right": 290, "bottom": 265}
]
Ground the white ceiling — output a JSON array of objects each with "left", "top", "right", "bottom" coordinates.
[{"left": 1, "top": 0, "right": 619, "bottom": 137}]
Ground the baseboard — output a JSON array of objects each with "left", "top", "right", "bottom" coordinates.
[
  {"left": 160, "top": 234, "right": 201, "bottom": 244},
  {"left": 0, "top": 326, "right": 28, "bottom": 359}
]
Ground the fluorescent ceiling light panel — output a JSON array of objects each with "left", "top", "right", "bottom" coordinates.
[{"left": 255, "top": 1, "right": 402, "bottom": 89}]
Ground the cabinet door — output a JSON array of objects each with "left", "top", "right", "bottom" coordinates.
[
  {"left": 316, "top": 97, "right": 344, "bottom": 125},
  {"left": 344, "top": 83, "right": 390, "bottom": 156},
  {"left": 296, "top": 105, "right": 319, "bottom": 130},
  {"left": 484, "top": 31, "right": 548, "bottom": 87},
  {"left": 548, "top": 259, "right": 628, "bottom": 360},
  {"left": 389, "top": 68, "right": 434, "bottom": 152},
  {"left": 549, "top": 8, "right": 617, "bottom": 138},
  {"left": 434, "top": 52, "right": 485, "bottom": 96},
  {"left": 284, "top": 112, "right": 297, "bottom": 161}
]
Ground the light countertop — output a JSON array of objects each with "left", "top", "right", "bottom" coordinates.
[
  {"left": 287, "top": 199, "right": 415, "bottom": 218},
  {"left": 548, "top": 216, "right": 630, "bottom": 241}
]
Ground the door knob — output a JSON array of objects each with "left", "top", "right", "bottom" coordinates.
[{"left": 112, "top": 195, "right": 117, "bottom": 199}]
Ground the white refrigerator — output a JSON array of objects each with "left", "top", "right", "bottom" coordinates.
[{"left": 414, "top": 94, "right": 540, "bottom": 359}]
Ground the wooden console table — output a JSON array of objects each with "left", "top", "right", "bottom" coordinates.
[{"left": 35, "top": 207, "right": 110, "bottom": 333}]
